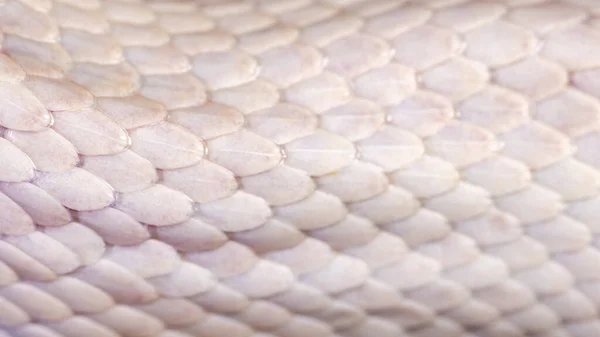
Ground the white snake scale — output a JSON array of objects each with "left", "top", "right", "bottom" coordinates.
[{"left": 1, "top": 0, "right": 600, "bottom": 336}]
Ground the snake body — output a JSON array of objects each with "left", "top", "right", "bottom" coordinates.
[{"left": 1, "top": 0, "right": 600, "bottom": 336}]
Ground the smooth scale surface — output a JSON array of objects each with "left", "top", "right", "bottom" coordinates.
[{"left": 0, "top": 1, "right": 599, "bottom": 337}]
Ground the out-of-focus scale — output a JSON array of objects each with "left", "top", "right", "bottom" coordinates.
[{"left": 0, "top": 0, "right": 600, "bottom": 336}]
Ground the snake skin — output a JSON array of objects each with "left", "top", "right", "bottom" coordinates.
[{"left": 1, "top": 0, "right": 600, "bottom": 336}]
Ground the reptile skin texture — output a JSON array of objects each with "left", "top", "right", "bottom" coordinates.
[{"left": 2, "top": 0, "right": 600, "bottom": 336}]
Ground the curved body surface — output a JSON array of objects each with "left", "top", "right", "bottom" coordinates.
[{"left": 1, "top": 0, "right": 600, "bottom": 336}]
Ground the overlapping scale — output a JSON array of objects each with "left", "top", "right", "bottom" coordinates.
[{"left": 1, "top": 1, "right": 600, "bottom": 337}]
